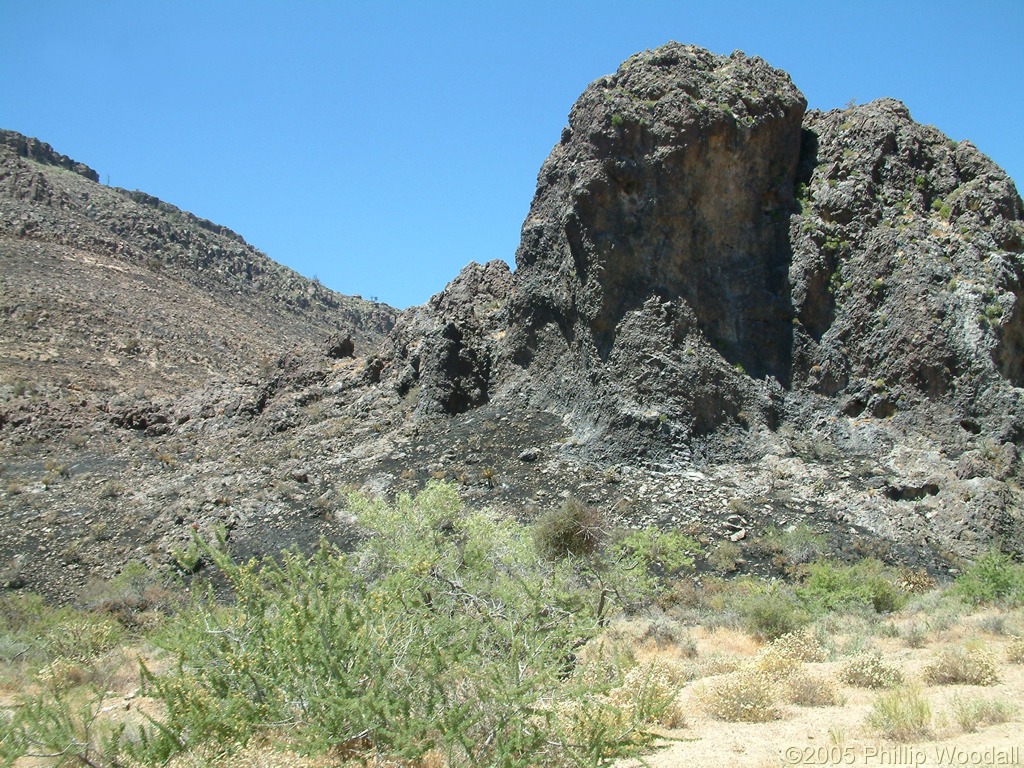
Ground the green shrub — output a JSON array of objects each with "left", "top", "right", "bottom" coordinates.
[
  {"left": 953, "top": 550, "right": 1024, "bottom": 605},
  {"left": 951, "top": 695, "right": 1018, "bottom": 732},
  {"left": 798, "top": 559, "right": 907, "bottom": 614},
  {"left": 0, "top": 685, "right": 176, "bottom": 767},
  {"left": 902, "top": 620, "right": 930, "bottom": 649},
  {"left": 140, "top": 482, "right": 668, "bottom": 766},
  {"left": 866, "top": 687, "right": 932, "bottom": 742},
  {"left": 758, "top": 523, "right": 828, "bottom": 565},
  {"left": 609, "top": 528, "right": 702, "bottom": 577},
  {"left": 705, "top": 540, "right": 742, "bottom": 572},
  {"left": 738, "top": 583, "right": 809, "bottom": 641}
]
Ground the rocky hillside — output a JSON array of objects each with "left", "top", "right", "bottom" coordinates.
[
  {"left": 0, "top": 129, "right": 396, "bottom": 439},
  {"left": 1, "top": 43, "right": 1022, "bottom": 601}
]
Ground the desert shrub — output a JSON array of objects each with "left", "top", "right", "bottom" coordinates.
[
  {"left": 975, "top": 612, "right": 1016, "bottom": 636},
  {"left": 840, "top": 651, "right": 904, "bottom": 688},
  {"left": 0, "top": 684, "right": 174, "bottom": 767},
  {"left": 611, "top": 529, "right": 702, "bottom": 577},
  {"left": 43, "top": 617, "right": 123, "bottom": 662},
  {"left": 758, "top": 522, "right": 828, "bottom": 565},
  {"left": 922, "top": 646, "right": 1000, "bottom": 686},
  {"left": 694, "top": 654, "right": 745, "bottom": 679},
  {"left": 763, "top": 627, "right": 829, "bottom": 663},
  {"left": 636, "top": 617, "right": 696, "bottom": 657},
  {"left": 695, "top": 669, "right": 781, "bottom": 722},
  {"left": 953, "top": 549, "right": 1024, "bottom": 605},
  {"left": 951, "top": 695, "right": 1019, "bottom": 732},
  {"left": 753, "top": 646, "right": 801, "bottom": 682},
  {"left": 534, "top": 496, "right": 608, "bottom": 559},
  {"left": 733, "top": 582, "right": 809, "bottom": 640},
  {"left": 798, "top": 559, "right": 907, "bottom": 614},
  {"left": 35, "top": 658, "right": 94, "bottom": 692},
  {"left": 866, "top": 687, "right": 932, "bottom": 741},
  {"left": 138, "top": 482, "right": 672, "bottom": 767},
  {"left": 897, "top": 567, "right": 936, "bottom": 594},
  {"left": 1008, "top": 637, "right": 1024, "bottom": 664},
  {"left": 705, "top": 540, "right": 742, "bottom": 572},
  {"left": 82, "top": 561, "right": 178, "bottom": 629},
  {"left": 608, "top": 660, "right": 686, "bottom": 728},
  {"left": 784, "top": 672, "right": 845, "bottom": 707},
  {"left": 904, "top": 589, "right": 964, "bottom": 630},
  {"left": 751, "top": 627, "right": 831, "bottom": 683},
  {"left": 902, "top": 620, "right": 930, "bottom": 649}
]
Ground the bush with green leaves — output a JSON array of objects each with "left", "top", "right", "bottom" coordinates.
[
  {"left": 953, "top": 549, "right": 1024, "bottom": 606},
  {"left": 137, "top": 482, "right": 682, "bottom": 767},
  {"left": 950, "top": 695, "right": 1018, "bottom": 733},
  {"left": 758, "top": 522, "right": 828, "bottom": 565},
  {"left": 797, "top": 559, "right": 908, "bottom": 614},
  {"left": 0, "top": 685, "right": 176, "bottom": 767},
  {"left": 534, "top": 499, "right": 701, "bottom": 616},
  {"left": 728, "top": 580, "right": 810, "bottom": 640}
]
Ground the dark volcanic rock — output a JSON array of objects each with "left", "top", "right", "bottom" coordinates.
[
  {"left": 0, "top": 130, "right": 100, "bottom": 182},
  {"left": 491, "top": 45, "right": 808, "bottom": 457},
  {"left": 790, "top": 99, "right": 1024, "bottom": 436},
  {"left": 397, "top": 43, "right": 1024, "bottom": 466},
  {"left": 379, "top": 259, "right": 512, "bottom": 417}
]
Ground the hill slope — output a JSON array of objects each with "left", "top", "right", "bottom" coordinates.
[{"left": 0, "top": 129, "right": 396, "bottom": 438}]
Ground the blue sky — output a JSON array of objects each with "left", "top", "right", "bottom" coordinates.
[{"left": 3, "top": 1, "right": 1022, "bottom": 309}]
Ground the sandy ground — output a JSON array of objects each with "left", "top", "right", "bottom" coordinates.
[{"left": 616, "top": 621, "right": 1024, "bottom": 768}]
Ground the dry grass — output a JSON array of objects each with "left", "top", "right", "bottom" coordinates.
[
  {"left": 922, "top": 645, "right": 1000, "bottom": 686},
  {"left": 615, "top": 602, "right": 1024, "bottom": 768},
  {"left": 866, "top": 686, "right": 933, "bottom": 741}
]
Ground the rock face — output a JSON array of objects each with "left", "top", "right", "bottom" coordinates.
[
  {"left": 791, "top": 100, "right": 1024, "bottom": 435},
  {"left": 494, "top": 46, "right": 806, "bottom": 456},
  {"left": 378, "top": 259, "right": 512, "bottom": 417}
]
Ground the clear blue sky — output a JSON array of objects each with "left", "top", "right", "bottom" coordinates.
[{"left": 3, "top": 1, "right": 1022, "bottom": 309}]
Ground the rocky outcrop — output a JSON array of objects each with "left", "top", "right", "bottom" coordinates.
[
  {"left": 2, "top": 42, "right": 1023, "bottom": 602},
  {"left": 378, "top": 259, "right": 511, "bottom": 416},
  {"left": 790, "top": 99, "right": 1024, "bottom": 438},
  {"left": 0, "top": 130, "right": 100, "bottom": 182},
  {"left": 482, "top": 45, "right": 805, "bottom": 457},
  {"left": 388, "top": 43, "right": 1024, "bottom": 463}
]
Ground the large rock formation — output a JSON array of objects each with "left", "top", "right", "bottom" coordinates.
[
  {"left": 366, "top": 43, "right": 1024, "bottom": 561},
  {"left": 791, "top": 100, "right": 1024, "bottom": 433},
  {"left": 497, "top": 46, "right": 806, "bottom": 457},
  {"left": 388, "top": 44, "right": 1024, "bottom": 463}
]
